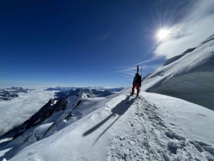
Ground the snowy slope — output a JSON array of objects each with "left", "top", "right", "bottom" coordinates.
[
  {"left": 1, "top": 36, "right": 214, "bottom": 160},
  {"left": 144, "top": 35, "right": 214, "bottom": 110},
  {"left": 0, "top": 89, "right": 213, "bottom": 161}
]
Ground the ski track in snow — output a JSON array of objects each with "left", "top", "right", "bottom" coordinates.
[{"left": 107, "top": 93, "right": 214, "bottom": 161}]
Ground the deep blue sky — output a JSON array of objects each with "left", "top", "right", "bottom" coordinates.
[{"left": 0, "top": 0, "right": 189, "bottom": 87}]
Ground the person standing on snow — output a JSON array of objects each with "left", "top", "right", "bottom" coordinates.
[{"left": 131, "top": 65, "right": 142, "bottom": 97}]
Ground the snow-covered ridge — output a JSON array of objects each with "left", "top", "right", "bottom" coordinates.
[
  {"left": 144, "top": 34, "right": 214, "bottom": 110},
  {"left": 53, "top": 88, "right": 123, "bottom": 99},
  {"left": 163, "top": 47, "right": 196, "bottom": 66},
  {"left": 1, "top": 89, "right": 214, "bottom": 161},
  {"left": 0, "top": 87, "right": 127, "bottom": 160},
  {"left": 0, "top": 88, "right": 123, "bottom": 147},
  {"left": 200, "top": 34, "right": 214, "bottom": 45},
  {"left": 0, "top": 87, "right": 123, "bottom": 139}
]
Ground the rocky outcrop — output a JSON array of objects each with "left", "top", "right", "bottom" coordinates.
[{"left": 13, "top": 98, "right": 68, "bottom": 139}]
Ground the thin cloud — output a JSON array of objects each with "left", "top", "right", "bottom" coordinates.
[
  {"left": 154, "top": 0, "right": 214, "bottom": 59},
  {"left": 115, "top": 58, "right": 161, "bottom": 81},
  {"left": 134, "top": 57, "right": 160, "bottom": 66}
]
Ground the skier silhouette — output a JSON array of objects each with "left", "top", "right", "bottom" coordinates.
[{"left": 131, "top": 65, "right": 142, "bottom": 97}]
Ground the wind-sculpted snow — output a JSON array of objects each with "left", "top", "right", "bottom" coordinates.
[
  {"left": 1, "top": 89, "right": 214, "bottom": 161},
  {"left": 163, "top": 48, "right": 196, "bottom": 66},
  {"left": 0, "top": 87, "right": 124, "bottom": 160},
  {"left": 0, "top": 87, "right": 123, "bottom": 139},
  {"left": 145, "top": 35, "right": 214, "bottom": 110},
  {"left": 201, "top": 34, "right": 214, "bottom": 45}
]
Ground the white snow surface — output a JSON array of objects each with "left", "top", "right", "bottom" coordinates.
[
  {"left": 0, "top": 87, "right": 212, "bottom": 161},
  {"left": 1, "top": 36, "right": 214, "bottom": 161},
  {"left": 0, "top": 89, "right": 55, "bottom": 137},
  {"left": 144, "top": 37, "right": 214, "bottom": 110}
]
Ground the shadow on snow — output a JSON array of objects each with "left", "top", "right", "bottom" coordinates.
[
  {"left": 83, "top": 95, "right": 136, "bottom": 145},
  {"left": 0, "top": 96, "right": 136, "bottom": 160}
]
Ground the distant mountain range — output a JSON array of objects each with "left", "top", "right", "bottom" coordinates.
[
  {"left": 46, "top": 87, "right": 124, "bottom": 99},
  {"left": 0, "top": 87, "right": 124, "bottom": 147},
  {"left": 0, "top": 87, "right": 32, "bottom": 101},
  {"left": 0, "top": 87, "right": 124, "bottom": 101}
]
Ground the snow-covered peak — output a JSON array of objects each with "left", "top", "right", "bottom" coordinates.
[{"left": 144, "top": 34, "right": 214, "bottom": 110}]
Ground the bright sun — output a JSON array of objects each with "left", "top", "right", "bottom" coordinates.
[{"left": 156, "top": 28, "right": 170, "bottom": 41}]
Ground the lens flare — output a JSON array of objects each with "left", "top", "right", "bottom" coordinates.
[{"left": 156, "top": 28, "right": 171, "bottom": 41}]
